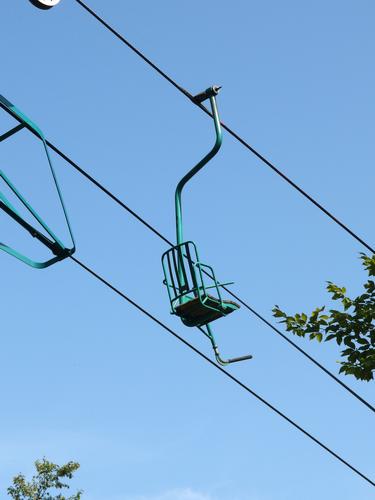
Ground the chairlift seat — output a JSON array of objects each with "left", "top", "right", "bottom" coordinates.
[
  {"left": 175, "top": 294, "right": 240, "bottom": 327},
  {"left": 161, "top": 87, "right": 252, "bottom": 365}
]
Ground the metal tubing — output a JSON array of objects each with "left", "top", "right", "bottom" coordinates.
[
  {"left": 201, "top": 325, "right": 253, "bottom": 366},
  {"left": 193, "top": 85, "right": 221, "bottom": 104},
  {"left": 0, "top": 94, "right": 75, "bottom": 268},
  {"left": 174, "top": 92, "right": 222, "bottom": 248},
  {"left": 0, "top": 200, "right": 61, "bottom": 254}
]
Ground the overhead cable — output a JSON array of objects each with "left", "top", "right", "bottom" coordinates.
[
  {"left": 70, "top": 254, "right": 375, "bottom": 489},
  {"left": 74, "top": 0, "right": 374, "bottom": 255},
  {"left": 45, "top": 139, "right": 375, "bottom": 415}
]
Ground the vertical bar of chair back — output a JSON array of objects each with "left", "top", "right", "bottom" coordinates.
[
  {"left": 170, "top": 247, "right": 182, "bottom": 292},
  {"left": 179, "top": 244, "right": 190, "bottom": 289},
  {"left": 185, "top": 243, "right": 199, "bottom": 297},
  {"left": 173, "top": 245, "right": 189, "bottom": 294},
  {"left": 166, "top": 251, "right": 178, "bottom": 297}
]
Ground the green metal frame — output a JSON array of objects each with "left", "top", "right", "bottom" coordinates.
[
  {"left": 175, "top": 88, "right": 222, "bottom": 248},
  {"left": 0, "top": 94, "right": 75, "bottom": 268},
  {"left": 162, "top": 86, "right": 252, "bottom": 365},
  {"left": 162, "top": 240, "right": 234, "bottom": 319}
]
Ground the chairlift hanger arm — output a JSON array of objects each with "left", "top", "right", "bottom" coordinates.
[{"left": 175, "top": 86, "right": 222, "bottom": 246}]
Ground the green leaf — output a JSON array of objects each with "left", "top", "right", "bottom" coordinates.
[
  {"left": 273, "top": 253, "right": 375, "bottom": 381},
  {"left": 325, "top": 334, "right": 336, "bottom": 342},
  {"left": 344, "top": 337, "right": 356, "bottom": 349},
  {"left": 357, "top": 337, "right": 369, "bottom": 346},
  {"left": 272, "top": 306, "right": 285, "bottom": 318}
]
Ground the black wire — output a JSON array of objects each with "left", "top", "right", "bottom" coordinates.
[
  {"left": 70, "top": 254, "right": 375, "bottom": 488},
  {"left": 11, "top": 0, "right": 373, "bottom": 486},
  {"left": 46, "top": 141, "right": 171, "bottom": 246},
  {"left": 46, "top": 139, "right": 375, "bottom": 415},
  {"left": 221, "top": 288, "right": 375, "bottom": 413},
  {"left": 74, "top": 0, "right": 374, "bottom": 255},
  {"left": 68, "top": 0, "right": 375, "bottom": 412},
  {"left": 74, "top": 0, "right": 193, "bottom": 101}
]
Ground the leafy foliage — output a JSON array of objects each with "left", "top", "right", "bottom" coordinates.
[
  {"left": 7, "top": 458, "right": 82, "bottom": 499},
  {"left": 273, "top": 254, "right": 375, "bottom": 381}
]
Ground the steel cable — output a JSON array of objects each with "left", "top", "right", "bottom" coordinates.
[
  {"left": 45, "top": 139, "right": 375, "bottom": 414},
  {"left": 70, "top": 254, "right": 375, "bottom": 489},
  {"left": 74, "top": 0, "right": 374, "bottom": 255}
]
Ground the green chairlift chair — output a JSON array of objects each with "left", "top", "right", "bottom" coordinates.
[
  {"left": 162, "top": 86, "right": 252, "bottom": 366},
  {"left": 0, "top": 94, "right": 75, "bottom": 268}
]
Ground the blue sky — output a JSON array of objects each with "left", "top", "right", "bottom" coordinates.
[{"left": 1, "top": 1, "right": 374, "bottom": 499}]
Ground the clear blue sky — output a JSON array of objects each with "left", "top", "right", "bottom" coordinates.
[{"left": 1, "top": 1, "right": 374, "bottom": 499}]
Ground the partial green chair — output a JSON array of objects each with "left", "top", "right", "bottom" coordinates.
[{"left": 0, "top": 94, "right": 75, "bottom": 268}]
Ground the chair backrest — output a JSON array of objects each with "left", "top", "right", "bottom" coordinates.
[{"left": 162, "top": 241, "right": 203, "bottom": 311}]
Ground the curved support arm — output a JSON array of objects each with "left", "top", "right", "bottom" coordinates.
[
  {"left": 175, "top": 87, "right": 222, "bottom": 247},
  {"left": 200, "top": 325, "right": 253, "bottom": 366}
]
